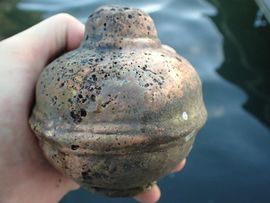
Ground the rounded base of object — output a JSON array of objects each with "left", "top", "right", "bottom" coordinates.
[{"left": 85, "top": 182, "right": 155, "bottom": 197}]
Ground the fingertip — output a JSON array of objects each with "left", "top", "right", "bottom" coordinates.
[
  {"left": 54, "top": 13, "right": 85, "bottom": 51},
  {"left": 134, "top": 184, "right": 161, "bottom": 203},
  {"left": 172, "top": 158, "right": 186, "bottom": 173},
  {"left": 43, "top": 13, "right": 85, "bottom": 51}
]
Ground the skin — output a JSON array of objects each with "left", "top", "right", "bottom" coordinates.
[{"left": 0, "top": 13, "right": 186, "bottom": 203}]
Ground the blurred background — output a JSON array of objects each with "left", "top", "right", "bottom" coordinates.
[{"left": 1, "top": 0, "right": 270, "bottom": 202}]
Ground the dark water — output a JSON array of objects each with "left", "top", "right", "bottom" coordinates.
[{"left": 2, "top": 0, "right": 270, "bottom": 202}]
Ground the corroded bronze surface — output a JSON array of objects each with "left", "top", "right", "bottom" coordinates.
[{"left": 30, "top": 5, "right": 207, "bottom": 197}]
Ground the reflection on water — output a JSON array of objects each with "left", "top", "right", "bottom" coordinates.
[
  {"left": 18, "top": 0, "right": 171, "bottom": 22},
  {"left": 3, "top": 0, "right": 270, "bottom": 202},
  {"left": 209, "top": 0, "right": 270, "bottom": 128}
]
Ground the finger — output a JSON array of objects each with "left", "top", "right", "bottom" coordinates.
[
  {"left": 1, "top": 13, "right": 84, "bottom": 72},
  {"left": 172, "top": 158, "right": 186, "bottom": 173},
  {"left": 134, "top": 184, "right": 161, "bottom": 203}
]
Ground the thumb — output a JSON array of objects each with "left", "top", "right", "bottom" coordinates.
[{"left": 0, "top": 13, "right": 84, "bottom": 74}]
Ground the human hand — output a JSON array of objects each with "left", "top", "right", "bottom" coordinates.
[{"left": 0, "top": 13, "right": 186, "bottom": 203}]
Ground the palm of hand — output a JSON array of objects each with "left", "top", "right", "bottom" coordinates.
[
  {"left": 0, "top": 14, "right": 83, "bottom": 203},
  {"left": 0, "top": 18, "right": 80, "bottom": 203}
]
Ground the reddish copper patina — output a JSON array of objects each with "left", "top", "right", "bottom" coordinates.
[{"left": 30, "top": 5, "right": 207, "bottom": 197}]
